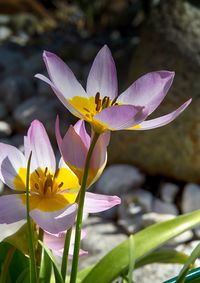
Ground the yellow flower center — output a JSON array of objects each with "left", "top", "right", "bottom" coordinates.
[
  {"left": 68, "top": 92, "right": 119, "bottom": 133},
  {"left": 14, "top": 167, "right": 80, "bottom": 212}
]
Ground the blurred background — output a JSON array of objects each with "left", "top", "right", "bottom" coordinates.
[{"left": 0, "top": 1, "right": 200, "bottom": 281}]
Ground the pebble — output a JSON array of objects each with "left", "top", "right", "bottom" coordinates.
[
  {"left": 141, "top": 212, "right": 175, "bottom": 227},
  {"left": 0, "top": 26, "right": 12, "bottom": 41},
  {"left": 182, "top": 183, "right": 200, "bottom": 213},
  {"left": 153, "top": 198, "right": 178, "bottom": 215},
  {"left": 0, "top": 121, "right": 12, "bottom": 137},
  {"left": 160, "top": 182, "right": 179, "bottom": 203},
  {"left": 95, "top": 164, "right": 145, "bottom": 196}
]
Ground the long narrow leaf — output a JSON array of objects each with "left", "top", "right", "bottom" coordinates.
[
  {"left": 81, "top": 209, "right": 200, "bottom": 283},
  {"left": 128, "top": 235, "right": 135, "bottom": 283},
  {"left": 176, "top": 243, "right": 200, "bottom": 283},
  {"left": 38, "top": 240, "right": 63, "bottom": 283},
  {"left": 164, "top": 266, "right": 200, "bottom": 283}
]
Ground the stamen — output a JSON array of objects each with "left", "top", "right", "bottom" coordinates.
[
  {"left": 102, "top": 96, "right": 110, "bottom": 108},
  {"left": 95, "top": 100, "right": 101, "bottom": 111},
  {"left": 35, "top": 170, "right": 40, "bottom": 177},
  {"left": 111, "top": 96, "right": 118, "bottom": 106},
  {"left": 58, "top": 182, "right": 64, "bottom": 188},
  {"left": 44, "top": 174, "right": 53, "bottom": 194},
  {"left": 44, "top": 167, "right": 48, "bottom": 176},
  {"left": 95, "top": 92, "right": 100, "bottom": 104},
  {"left": 83, "top": 107, "right": 90, "bottom": 113},
  {"left": 34, "top": 183, "right": 39, "bottom": 190}
]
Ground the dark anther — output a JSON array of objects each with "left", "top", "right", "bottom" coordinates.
[
  {"left": 102, "top": 96, "right": 110, "bottom": 108},
  {"left": 44, "top": 167, "right": 48, "bottom": 176},
  {"left": 95, "top": 92, "right": 100, "bottom": 104},
  {"left": 83, "top": 107, "right": 90, "bottom": 113},
  {"left": 111, "top": 96, "right": 118, "bottom": 106},
  {"left": 35, "top": 170, "right": 40, "bottom": 177},
  {"left": 44, "top": 174, "right": 53, "bottom": 194},
  {"left": 58, "top": 182, "right": 64, "bottom": 188}
]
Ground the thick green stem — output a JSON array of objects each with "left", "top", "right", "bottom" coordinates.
[
  {"left": 70, "top": 133, "right": 100, "bottom": 283},
  {"left": 61, "top": 227, "right": 72, "bottom": 280},
  {"left": 26, "top": 152, "right": 38, "bottom": 283}
]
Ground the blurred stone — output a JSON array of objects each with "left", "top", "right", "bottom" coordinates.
[
  {"left": 142, "top": 212, "right": 175, "bottom": 227},
  {"left": 182, "top": 183, "right": 200, "bottom": 213},
  {"left": 0, "top": 26, "right": 12, "bottom": 41},
  {"left": 0, "top": 76, "right": 34, "bottom": 110},
  {"left": 79, "top": 216, "right": 127, "bottom": 269},
  {"left": 108, "top": 0, "right": 200, "bottom": 182},
  {"left": 160, "top": 183, "right": 179, "bottom": 203},
  {"left": 0, "top": 15, "right": 11, "bottom": 24},
  {"left": 132, "top": 188, "right": 153, "bottom": 212},
  {"left": 168, "top": 230, "right": 193, "bottom": 246},
  {"left": 0, "top": 121, "right": 12, "bottom": 137},
  {"left": 13, "top": 96, "right": 72, "bottom": 137},
  {"left": 153, "top": 198, "right": 178, "bottom": 215},
  {"left": 95, "top": 164, "right": 145, "bottom": 196}
]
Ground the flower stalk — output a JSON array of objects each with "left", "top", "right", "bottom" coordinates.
[
  {"left": 69, "top": 132, "right": 100, "bottom": 283},
  {"left": 61, "top": 227, "right": 72, "bottom": 280},
  {"left": 26, "top": 152, "right": 38, "bottom": 283}
]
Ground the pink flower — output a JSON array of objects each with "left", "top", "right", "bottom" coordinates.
[
  {"left": 0, "top": 120, "right": 120, "bottom": 234},
  {"left": 56, "top": 117, "right": 110, "bottom": 185},
  {"left": 36, "top": 45, "right": 191, "bottom": 133},
  {"left": 44, "top": 229, "right": 87, "bottom": 258}
]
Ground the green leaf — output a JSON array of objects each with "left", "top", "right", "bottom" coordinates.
[
  {"left": 0, "top": 242, "right": 29, "bottom": 283},
  {"left": 16, "top": 268, "right": 30, "bottom": 283},
  {"left": 135, "top": 249, "right": 192, "bottom": 269},
  {"left": 39, "top": 249, "right": 52, "bottom": 283},
  {"left": 128, "top": 235, "right": 135, "bottom": 283},
  {"left": 81, "top": 209, "right": 200, "bottom": 283},
  {"left": 164, "top": 266, "right": 200, "bottom": 283},
  {"left": 38, "top": 240, "right": 64, "bottom": 283},
  {"left": 176, "top": 242, "right": 200, "bottom": 283}
]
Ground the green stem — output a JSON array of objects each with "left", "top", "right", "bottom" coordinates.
[
  {"left": 70, "top": 133, "right": 100, "bottom": 283},
  {"left": 37, "top": 228, "right": 44, "bottom": 266},
  {"left": 26, "top": 152, "right": 38, "bottom": 283},
  {"left": 61, "top": 227, "right": 72, "bottom": 280},
  {"left": 0, "top": 246, "right": 15, "bottom": 283}
]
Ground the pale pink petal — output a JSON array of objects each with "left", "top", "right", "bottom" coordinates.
[
  {"left": 0, "top": 143, "right": 26, "bottom": 190},
  {"left": 134, "top": 99, "right": 192, "bottom": 130},
  {"left": 0, "top": 194, "right": 26, "bottom": 223},
  {"left": 55, "top": 116, "right": 63, "bottom": 152},
  {"left": 73, "top": 120, "right": 90, "bottom": 149},
  {"left": 42, "top": 51, "right": 87, "bottom": 100},
  {"left": 35, "top": 74, "right": 83, "bottom": 118},
  {"left": 84, "top": 192, "right": 121, "bottom": 213},
  {"left": 118, "top": 71, "right": 175, "bottom": 115},
  {"left": 94, "top": 105, "right": 148, "bottom": 130},
  {"left": 91, "top": 131, "right": 110, "bottom": 169},
  {"left": 30, "top": 203, "right": 77, "bottom": 234},
  {"left": 60, "top": 125, "right": 88, "bottom": 170},
  {"left": 26, "top": 120, "right": 56, "bottom": 173},
  {"left": 86, "top": 45, "right": 118, "bottom": 99}
]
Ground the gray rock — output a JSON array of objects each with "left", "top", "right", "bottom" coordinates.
[
  {"left": 108, "top": 0, "right": 200, "bottom": 182},
  {"left": 79, "top": 217, "right": 127, "bottom": 269},
  {"left": 182, "top": 183, "right": 200, "bottom": 213},
  {"left": 0, "top": 26, "right": 12, "bottom": 41},
  {"left": 142, "top": 212, "right": 175, "bottom": 227},
  {"left": 95, "top": 164, "right": 145, "bottom": 196},
  {"left": 153, "top": 198, "right": 178, "bottom": 215},
  {"left": 0, "top": 76, "right": 34, "bottom": 110},
  {"left": 0, "top": 15, "right": 11, "bottom": 25},
  {"left": 168, "top": 230, "right": 193, "bottom": 246},
  {"left": 160, "top": 183, "right": 179, "bottom": 203},
  {"left": 13, "top": 96, "right": 72, "bottom": 136},
  {"left": 0, "top": 121, "right": 12, "bottom": 137}
]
